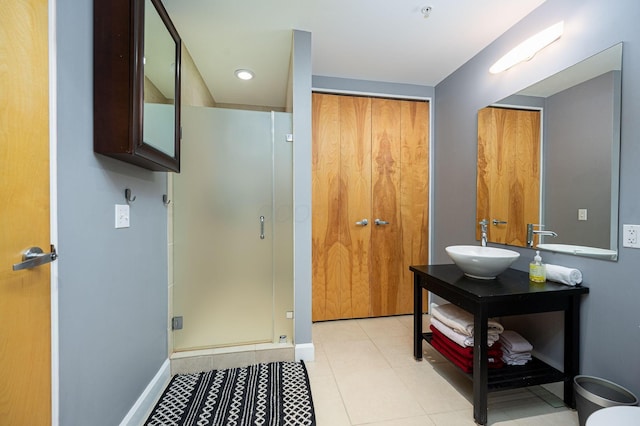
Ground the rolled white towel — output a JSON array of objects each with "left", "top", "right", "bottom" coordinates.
[{"left": 546, "top": 264, "right": 582, "bottom": 286}]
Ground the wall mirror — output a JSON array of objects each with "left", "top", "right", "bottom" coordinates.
[
  {"left": 94, "top": 0, "right": 182, "bottom": 172},
  {"left": 476, "top": 43, "right": 622, "bottom": 260}
]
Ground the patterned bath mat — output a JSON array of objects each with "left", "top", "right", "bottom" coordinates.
[{"left": 145, "top": 361, "right": 316, "bottom": 426}]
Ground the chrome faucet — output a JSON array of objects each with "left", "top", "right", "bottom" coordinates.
[
  {"left": 527, "top": 223, "right": 558, "bottom": 247},
  {"left": 479, "top": 219, "right": 488, "bottom": 247}
]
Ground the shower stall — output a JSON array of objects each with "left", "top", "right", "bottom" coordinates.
[{"left": 172, "top": 106, "right": 293, "bottom": 353}]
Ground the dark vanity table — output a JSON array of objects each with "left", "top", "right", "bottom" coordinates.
[{"left": 411, "top": 264, "right": 589, "bottom": 425}]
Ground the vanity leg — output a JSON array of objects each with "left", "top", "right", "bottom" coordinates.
[
  {"left": 472, "top": 306, "right": 489, "bottom": 425},
  {"left": 414, "top": 273, "right": 423, "bottom": 360},
  {"left": 564, "top": 295, "right": 580, "bottom": 408}
]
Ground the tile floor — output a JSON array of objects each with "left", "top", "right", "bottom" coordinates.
[{"left": 306, "top": 315, "right": 579, "bottom": 426}]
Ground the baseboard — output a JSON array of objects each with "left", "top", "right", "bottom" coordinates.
[
  {"left": 119, "top": 359, "right": 170, "bottom": 426},
  {"left": 295, "top": 342, "right": 315, "bottom": 362}
]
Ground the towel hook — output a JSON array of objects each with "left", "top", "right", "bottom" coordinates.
[
  {"left": 125, "top": 188, "right": 136, "bottom": 203},
  {"left": 162, "top": 194, "right": 171, "bottom": 206}
]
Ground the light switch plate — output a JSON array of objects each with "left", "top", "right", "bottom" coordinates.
[
  {"left": 115, "top": 204, "right": 130, "bottom": 228},
  {"left": 578, "top": 209, "right": 587, "bottom": 221}
]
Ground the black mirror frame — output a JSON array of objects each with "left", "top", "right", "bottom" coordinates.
[{"left": 94, "top": 0, "right": 182, "bottom": 172}]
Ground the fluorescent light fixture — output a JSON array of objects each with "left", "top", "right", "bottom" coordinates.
[
  {"left": 234, "top": 69, "right": 254, "bottom": 80},
  {"left": 490, "top": 21, "right": 564, "bottom": 74}
]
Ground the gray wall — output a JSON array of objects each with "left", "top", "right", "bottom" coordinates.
[
  {"left": 57, "top": 1, "right": 169, "bottom": 424},
  {"left": 292, "top": 30, "right": 314, "bottom": 347},
  {"left": 434, "top": 0, "right": 640, "bottom": 395},
  {"left": 545, "top": 71, "right": 617, "bottom": 248},
  {"left": 313, "top": 76, "right": 435, "bottom": 100}
]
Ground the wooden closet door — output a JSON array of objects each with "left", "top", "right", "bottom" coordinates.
[
  {"left": 312, "top": 93, "right": 341, "bottom": 321},
  {"left": 339, "top": 96, "right": 372, "bottom": 319},
  {"left": 312, "top": 94, "right": 429, "bottom": 321},
  {"left": 399, "top": 101, "right": 430, "bottom": 314},
  {"left": 370, "top": 98, "right": 403, "bottom": 316},
  {"left": 312, "top": 93, "right": 372, "bottom": 321}
]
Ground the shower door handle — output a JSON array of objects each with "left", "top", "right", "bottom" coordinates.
[
  {"left": 259, "top": 216, "right": 265, "bottom": 239},
  {"left": 374, "top": 218, "right": 389, "bottom": 226}
]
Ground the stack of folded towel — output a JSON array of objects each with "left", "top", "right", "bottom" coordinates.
[
  {"left": 430, "top": 303, "right": 504, "bottom": 346},
  {"left": 429, "top": 303, "right": 505, "bottom": 372},
  {"left": 430, "top": 324, "right": 504, "bottom": 373},
  {"left": 500, "top": 330, "right": 533, "bottom": 365}
]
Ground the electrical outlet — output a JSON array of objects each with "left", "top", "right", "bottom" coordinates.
[{"left": 623, "top": 224, "right": 640, "bottom": 248}]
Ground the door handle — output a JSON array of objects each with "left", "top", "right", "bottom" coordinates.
[
  {"left": 374, "top": 218, "right": 389, "bottom": 226},
  {"left": 260, "top": 216, "right": 265, "bottom": 239},
  {"left": 355, "top": 218, "right": 368, "bottom": 226},
  {"left": 492, "top": 219, "right": 508, "bottom": 225},
  {"left": 13, "top": 245, "right": 58, "bottom": 271}
]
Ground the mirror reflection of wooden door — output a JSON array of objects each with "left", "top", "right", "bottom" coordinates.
[
  {"left": 477, "top": 107, "right": 541, "bottom": 247},
  {"left": 0, "top": 0, "right": 52, "bottom": 424}
]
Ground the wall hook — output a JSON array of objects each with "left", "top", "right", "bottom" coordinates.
[
  {"left": 125, "top": 188, "right": 136, "bottom": 203},
  {"left": 162, "top": 194, "right": 171, "bottom": 206}
]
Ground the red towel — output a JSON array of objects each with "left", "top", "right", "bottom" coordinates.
[
  {"left": 430, "top": 327, "right": 504, "bottom": 373},
  {"left": 430, "top": 325, "right": 502, "bottom": 359},
  {"left": 431, "top": 336, "right": 474, "bottom": 373}
]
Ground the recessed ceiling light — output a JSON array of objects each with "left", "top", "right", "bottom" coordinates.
[{"left": 235, "top": 69, "right": 254, "bottom": 80}]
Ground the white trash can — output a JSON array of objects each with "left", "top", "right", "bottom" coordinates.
[{"left": 574, "top": 375, "right": 638, "bottom": 426}]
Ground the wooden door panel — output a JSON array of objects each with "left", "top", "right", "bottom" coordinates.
[
  {"left": 0, "top": 0, "right": 51, "bottom": 423},
  {"left": 339, "top": 96, "right": 372, "bottom": 318},
  {"left": 371, "top": 98, "right": 402, "bottom": 317},
  {"left": 312, "top": 93, "right": 342, "bottom": 321},
  {"left": 513, "top": 110, "right": 541, "bottom": 246},
  {"left": 312, "top": 94, "right": 430, "bottom": 321},
  {"left": 477, "top": 108, "right": 495, "bottom": 239},
  {"left": 477, "top": 107, "right": 540, "bottom": 247},
  {"left": 399, "top": 101, "right": 429, "bottom": 314}
]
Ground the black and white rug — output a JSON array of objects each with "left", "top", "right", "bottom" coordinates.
[{"left": 145, "top": 361, "right": 316, "bottom": 426}]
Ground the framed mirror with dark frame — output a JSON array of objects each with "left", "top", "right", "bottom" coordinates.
[{"left": 94, "top": 0, "right": 182, "bottom": 172}]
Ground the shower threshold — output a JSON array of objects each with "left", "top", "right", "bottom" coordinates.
[{"left": 170, "top": 342, "right": 294, "bottom": 375}]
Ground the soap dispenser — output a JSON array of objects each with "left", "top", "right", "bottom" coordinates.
[{"left": 529, "top": 250, "right": 546, "bottom": 283}]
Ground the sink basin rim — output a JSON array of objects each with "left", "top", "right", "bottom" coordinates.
[{"left": 445, "top": 245, "right": 520, "bottom": 279}]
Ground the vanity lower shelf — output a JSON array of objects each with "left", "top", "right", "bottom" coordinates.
[{"left": 423, "top": 332, "right": 566, "bottom": 391}]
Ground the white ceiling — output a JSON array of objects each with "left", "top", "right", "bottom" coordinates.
[{"left": 162, "top": 0, "right": 546, "bottom": 109}]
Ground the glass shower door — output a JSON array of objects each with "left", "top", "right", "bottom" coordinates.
[{"left": 173, "top": 106, "right": 292, "bottom": 351}]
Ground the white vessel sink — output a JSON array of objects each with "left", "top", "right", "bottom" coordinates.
[
  {"left": 537, "top": 243, "right": 617, "bottom": 260},
  {"left": 445, "top": 245, "right": 520, "bottom": 279}
]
